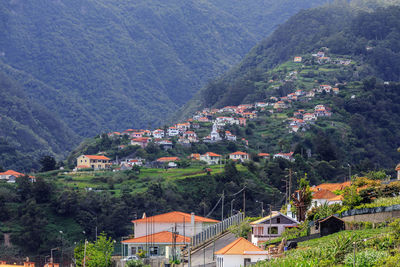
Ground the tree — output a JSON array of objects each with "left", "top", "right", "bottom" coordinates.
[
  {"left": 291, "top": 175, "right": 312, "bottom": 222},
  {"left": 74, "top": 233, "right": 114, "bottom": 267},
  {"left": 342, "top": 186, "right": 361, "bottom": 209},
  {"left": 39, "top": 155, "right": 57, "bottom": 172}
]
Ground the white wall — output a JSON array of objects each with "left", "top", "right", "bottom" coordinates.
[{"left": 217, "top": 254, "right": 268, "bottom": 267}]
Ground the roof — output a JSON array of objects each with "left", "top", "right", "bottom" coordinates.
[
  {"left": 132, "top": 211, "right": 219, "bottom": 224},
  {"left": 0, "top": 170, "right": 24, "bottom": 177},
  {"left": 312, "top": 189, "right": 338, "bottom": 200},
  {"left": 215, "top": 237, "right": 265, "bottom": 255},
  {"left": 83, "top": 155, "right": 110, "bottom": 160},
  {"left": 205, "top": 152, "right": 222, "bottom": 157},
  {"left": 230, "top": 151, "right": 248, "bottom": 156},
  {"left": 250, "top": 211, "right": 298, "bottom": 225},
  {"left": 122, "top": 231, "right": 190, "bottom": 244},
  {"left": 319, "top": 215, "right": 344, "bottom": 224},
  {"left": 156, "top": 157, "right": 180, "bottom": 162},
  {"left": 258, "top": 153, "right": 270, "bottom": 157},
  {"left": 311, "top": 181, "right": 351, "bottom": 192}
]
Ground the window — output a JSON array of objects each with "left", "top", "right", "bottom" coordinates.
[
  {"left": 268, "top": 226, "right": 278, "bottom": 234},
  {"left": 277, "top": 217, "right": 280, "bottom": 224},
  {"left": 244, "top": 258, "right": 251, "bottom": 266},
  {"left": 131, "top": 247, "right": 137, "bottom": 255},
  {"left": 150, "top": 246, "right": 158, "bottom": 256}
]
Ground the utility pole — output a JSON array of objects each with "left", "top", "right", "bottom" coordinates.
[
  {"left": 83, "top": 241, "right": 87, "bottom": 267},
  {"left": 221, "top": 190, "right": 224, "bottom": 221},
  {"left": 243, "top": 187, "right": 246, "bottom": 216},
  {"left": 230, "top": 199, "right": 235, "bottom": 217},
  {"left": 269, "top": 205, "right": 272, "bottom": 241},
  {"left": 289, "top": 168, "right": 292, "bottom": 203}
]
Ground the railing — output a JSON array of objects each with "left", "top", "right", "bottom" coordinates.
[{"left": 191, "top": 212, "right": 244, "bottom": 247}]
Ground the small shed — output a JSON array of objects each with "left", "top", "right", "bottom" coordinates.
[{"left": 318, "top": 215, "right": 345, "bottom": 237}]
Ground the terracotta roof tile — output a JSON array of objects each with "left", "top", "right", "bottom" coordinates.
[
  {"left": 215, "top": 237, "right": 265, "bottom": 255},
  {"left": 132, "top": 211, "right": 219, "bottom": 224},
  {"left": 84, "top": 155, "right": 110, "bottom": 160},
  {"left": 122, "top": 231, "right": 190, "bottom": 244}
]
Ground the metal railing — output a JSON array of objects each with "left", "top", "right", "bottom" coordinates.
[{"left": 191, "top": 212, "right": 244, "bottom": 247}]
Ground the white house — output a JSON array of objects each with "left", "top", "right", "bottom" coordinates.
[
  {"left": 250, "top": 212, "right": 299, "bottom": 246},
  {"left": 210, "top": 124, "right": 222, "bottom": 142},
  {"left": 167, "top": 127, "right": 180, "bottom": 137},
  {"left": 229, "top": 151, "right": 249, "bottom": 162},
  {"left": 225, "top": 131, "right": 237, "bottom": 142},
  {"left": 215, "top": 237, "right": 269, "bottom": 267},
  {"left": 200, "top": 152, "right": 222, "bottom": 165},
  {"left": 215, "top": 117, "right": 239, "bottom": 127},
  {"left": 273, "top": 152, "right": 294, "bottom": 162},
  {"left": 0, "top": 170, "right": 32, "bottom": 183},
  {"left": 310, "top": 189, "right": 343, "bottom": 210},
  {"left": 122, "top": 231, "right": 190, "bottom": 259},
  {"left": 152, "top": 129, "right": 165, "bottom": 138}
]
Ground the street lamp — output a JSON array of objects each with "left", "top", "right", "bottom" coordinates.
[
  {"left": 59, "top": 231, "right": 64, "bottom": 266},
  {"left": 256, "top": 200, "right": 264, "bottom": 217},
  {"left": 347, "top": 163, "right": 352, "bottom": 184},
  {"left": 230, "top": 199, "right": 235, "bottom": 217},
  {"left": 50, "top": 247, "right": 59, "bottom": 264}
]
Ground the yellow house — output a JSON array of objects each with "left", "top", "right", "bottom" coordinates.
[{"left": 76, "top": 155, "right": 111, "bottom": 170}]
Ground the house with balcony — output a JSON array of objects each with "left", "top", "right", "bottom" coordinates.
[
  {"left": 76, "top": 155, "right": 111, "bottom": 170},
  {"left": 200, "top": 152, "right": 222, "bottom": 165},
  {"left": 229, "top": 152, "right": 249, "bottom": 162},
  {"left": 122, "top": 211, "right": 219, "bottom": 259},
  {"left": 250, "top": 211, "right": 298, "bottom": 246}
]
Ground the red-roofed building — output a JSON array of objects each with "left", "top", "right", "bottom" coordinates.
[
  {"left": 229, "top": 151, "right": 249, "bottom": 162},
  {"left": 200, "top": 152, "right": 222, "bottom": 165},
  {"left": 131, "top": 137, "right": 152, "bottom": 148},
  {"left": 124, "top": 211, "right": 219, "bottom": 259},
  {"left": 0, "top": 170, "right": 29, "bottom": 183},
  {"left": 310, "top": 189, "right": 343, "bottom": 209},
  {"left": 122, "top": 231, "right": 190, "bottom": 259},
  {"left": 258, "top": 153, "right": 270, "bottom": 159},
  {"left": 76, "top": 155, "right": 111, "bottom": 170},
  {"left": 156, "top": 157, "right": 180, "bottom": 163},
  {"left": 215, "top": 237, "right": 268, "bottom": 267}
]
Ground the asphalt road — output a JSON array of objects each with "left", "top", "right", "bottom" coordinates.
[{"left": 188, "top": 232, "right": 237, "bottom": 267}]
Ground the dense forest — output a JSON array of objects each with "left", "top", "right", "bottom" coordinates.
[
  {"left": 0, "top": 72, "right": 78, "bottom": 171},
  {"left": 179, "top": 1, "right": 400, "bottom": 115}
]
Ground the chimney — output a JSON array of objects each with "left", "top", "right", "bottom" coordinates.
[{"left": 191, "top": 212, "right": 195, "bottom": 236}]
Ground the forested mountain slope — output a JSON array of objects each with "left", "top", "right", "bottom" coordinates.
[
  {"left": 0, "top": 0, "right": 328, "bottom": 136},
  {"left": 178, "top": 1, "right": 400, "bottom": 116},
  {"left": 0, "top": 0, "right": 331, "bottom": 170},
  {"left": 0, "top": 72, "right": 79, "bottom": 172}
]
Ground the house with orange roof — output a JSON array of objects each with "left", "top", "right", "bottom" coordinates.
[
  {"left": 123, "top": 211, "right": 219, "bottom": 259},
  {"left": 200, "top": 152, "right": 222, "bottom": 165},
  {"left": 76, "top": 155, "right": 111, "bottom": 170},
  {"left": 122, "top": 231, "right": 190, "bottom": 259},
  {"left": 156, "top": 157, "right": 179, "bottom": 163},
  {"left": 293, "top": 56, "right": 302, "bottom": 63},
  {"left": 242, "top": 112, "right": 257, "bottom": 119},
  {"left": 250, "top": 212, "right": 298, "bottom": 247},
  {"left": 215, "top": 237, "right": 268, "bottom": 267},
  {"left": 152, "top": 129, "right": 165, "bottom": 138},
  {"left": 130, "top": 137, "right": 152, "bottom": 148},
  {"left": 258, "top": 153, "right": 270, "bottom": 159},
  {"left": 238, "top": 117, "right": 247, "bottom": 126},
  {"left": 396, "top": 163, "right": 400, "bottom": 180},
  {"left": 310, "top": 189, "right": 343, "bottom": 210},
  {"left": 225, "top": 131, "right": 237, "bottom": 142},
  {"left": 0, "top": 170, "right": 26, "bottom": 183},
  {"left": 229, "top": 151, "right": 249, "bottom": 162},
  {"left": 189, "top": 153, "right": 201, "bottom": 161}
]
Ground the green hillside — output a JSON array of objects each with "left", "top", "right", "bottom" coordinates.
[
  {"left": 0, "top": 72, "right": 79, "bottom": 172},
  {"left": 0, "top": 0, "right": 331, "bottom": 170}
]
